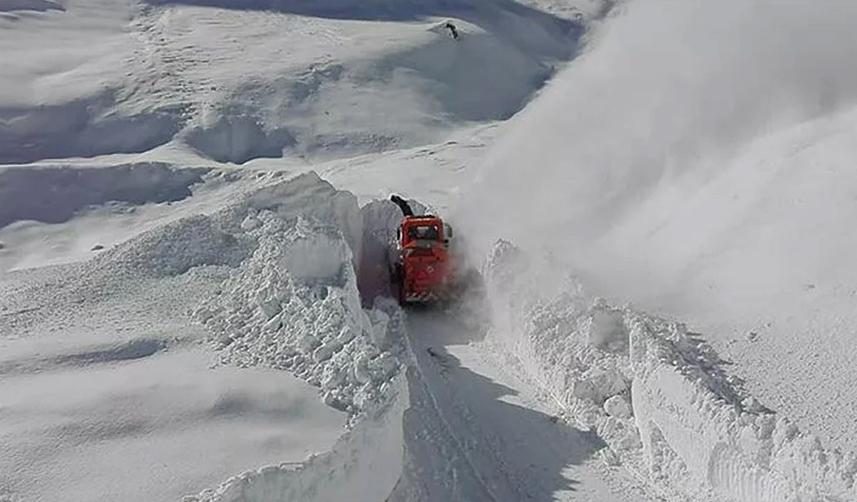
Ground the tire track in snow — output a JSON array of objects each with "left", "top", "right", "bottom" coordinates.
[
  {"left": 401, "top": 311, "right": 651, "bottom": 501},
  {"left": 398, "top": 313, "right": 500, "bottom": 502}
]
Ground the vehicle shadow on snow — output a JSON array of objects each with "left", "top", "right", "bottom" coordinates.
[{"left": 397, "top": 311, "right": 607, "bottom": 501}]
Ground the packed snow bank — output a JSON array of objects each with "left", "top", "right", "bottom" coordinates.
[
  {"left": 0, "top": 343, "right": 346, "bottom": 502},
  {"left": 0, "top": 163, "right": 208, "bottom": 229},
  {"left": 187, "top": 368, "right": 408, "bottom": 502},
  {"left": 47, "top": 171, "right": 403, "bottom": 416},
  {"left": 0, "top": 219, "right": 347, "bottom": 502},
  {"left": 2, "top": 171, "right": 411, "bottom": 502},
  {"left": 196, "top": 212, "right": 401, "bottom": 414},
  {"left": 90, "top": 171, "right": 402, "bottom": 415},
  {"left": 482, "top": 241, "right": 857, "bottom": 502}
]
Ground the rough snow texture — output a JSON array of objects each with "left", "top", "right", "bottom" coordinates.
[
  {"left": 0, "top": 175, "right": 356, "bottom": 502},
  {"left": 0, "top": 0, "right": 585, "bottom": 165},
  {"left": 197, "top": 214, "right": 401, "bottom": 415},
  {"left": 482, "top": 240, "right": 857, "bottom": 502},
  {"left": 186, "top": 372, "right": 408, "bottom": 502},
  {"left": 1, "top": 171, "right": 410, "bottom": 502},
  {"left": 72, "top": 170, "right": 402, "bottom": 416}
]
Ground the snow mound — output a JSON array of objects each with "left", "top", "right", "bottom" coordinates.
[
  {"left": 97, "top": 172, "right": 393, "bottom": 416},
  {"left": 0, "top": 163, "right": 208, "bottom": 229},
  {"left": 483, "top": 240, "right": 857, "bottom": 502},
  {"left": 69, "top": 172, "right": 400, "bottom": 415},
  {"left": 137, "top": 0, "right": 582, "bottom": 165},
  {"left": 104, "top": 214, "right": 252, "bottom": 276},
  {"left": 187, "top": 371, "right": 408, "bottom": 502},
  {"left": 197, "top": 213, "right": 402, "bottom": 414}
]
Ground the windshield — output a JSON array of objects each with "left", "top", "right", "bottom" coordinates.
[{"left": 407, "top": 224, "right": 439, "bottom": 241}]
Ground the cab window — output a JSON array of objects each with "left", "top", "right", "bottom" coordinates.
[{"left": 407, "top": 225, "right": 439, "bottom": 241}]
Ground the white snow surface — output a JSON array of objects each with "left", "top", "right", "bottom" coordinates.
[
  {"left": 0, "top": 0, "right": 583, "bottom": 165},
  {"left": 4, "top": 0, "right": 857, "bottom": 500},
  {"left": 482, "top": 240, "right": 857, "bottom": 502},
  {"left": 193, "top": 177, "right": 403, "bottom": 416},
  {"left": 0, "top": 223, "right": 347, "bottom": 502}
]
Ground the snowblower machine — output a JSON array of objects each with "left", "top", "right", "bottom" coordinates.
[{"left": 388, "top": 195, "right": 457, "bottom": 305}]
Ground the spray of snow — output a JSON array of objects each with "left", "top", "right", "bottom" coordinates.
[
  {"left": 461, "top": 0, "right": 857, "bottom": 253},
  {"left": 457, "top": 0, "right": 857, "bottom": 458}
]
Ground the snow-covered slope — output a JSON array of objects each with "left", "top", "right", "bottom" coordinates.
[
  {"left": 5, "top": 0, "right": 857, "bottom": 500},
  {"left": 0, "top": 172, "right": 404, "bottom": 502},
  {"left": 0, "top": 0, "right": 583, "bottom": 166},
  {"left": 460, "top": 0, "right": 857, "bottom": 452}
]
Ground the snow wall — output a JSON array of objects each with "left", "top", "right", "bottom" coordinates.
[
  {"left": 175, "top": 176, "right": 503, "bottom": 502},
  {"left": 75, "top": 171, "right": 409, "bottom": 501},
  {"left": 161, "top": 173, "right": 490, "bottom": 502},
  {"left": 482, "top": 241, "right": 857, "bottom": 502}
]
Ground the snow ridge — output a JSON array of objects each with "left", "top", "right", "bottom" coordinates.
[
  {"left": 482, "top": 240, "right": 857, "bottom": 502},
  {"left": 186, "top": 374, "right": 408, "bottom": 502},
  {"left": 197, "top": 212, "right": 401, "bottom": 415},
  {"left": 0, "top": 163, "right": 208, "bottom": 229},
  {"left": 181, "top": 176, "right": 413, "bottom": 501}
]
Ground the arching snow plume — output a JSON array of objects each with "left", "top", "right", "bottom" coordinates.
[
  {"left": 458, "top": 0, "right": 857, "bottom": 452},
  {"left": 462, "top": 0, "right": 857, "bottom": 252}
]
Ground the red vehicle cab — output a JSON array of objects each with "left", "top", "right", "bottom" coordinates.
[{"left": 394, "top": 215, "right": 453, "bottom": 304}]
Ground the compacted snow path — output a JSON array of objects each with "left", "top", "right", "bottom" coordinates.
[{"left": 397, "top": 311, "right": 652, "bottom": 501}]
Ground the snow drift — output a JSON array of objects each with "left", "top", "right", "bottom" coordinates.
[
  {"left": 187, "top": 355, "right": 408, "bottom": 502},
  {"left": 96, "top": 171, "right": 402, "bottom": 416},
  {"left": 0, "top": 163, "right": 208, "bottom": 229},
  {"left": 0, "top": 0, "right": 583, "bottom": 166},
  {"left": 28, "top": 169, "right": 404, "bottom": 417},
  {"left": 482, "top": 241, "right": 857, "bottom": 502}
]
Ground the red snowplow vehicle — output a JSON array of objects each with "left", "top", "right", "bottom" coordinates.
[{"left": 389, "top": 195, "right": 455, "bottom": 305}]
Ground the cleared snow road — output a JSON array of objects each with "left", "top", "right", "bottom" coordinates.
[{"left": 397, "top": 311, "right": 652, "bottom": 502}]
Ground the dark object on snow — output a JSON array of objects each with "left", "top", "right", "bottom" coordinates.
[
  {"left": 91, "top": 244, "right": 105, "bottom": 251},
  {"left": 390, "top": 194, "right": 414, "bottom": 217},
  {"left": 445, "top": 21, "right": 459, "bottom": 40}
]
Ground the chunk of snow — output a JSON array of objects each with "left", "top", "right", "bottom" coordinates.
[{"left": 604, "top": 395, "right": 632, "bottom": 418}]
